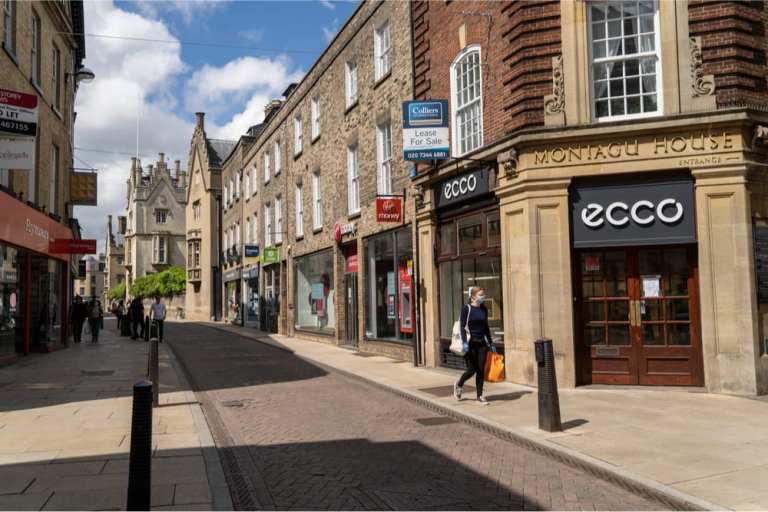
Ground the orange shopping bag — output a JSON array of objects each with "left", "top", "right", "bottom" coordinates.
[{"left": 484, "top": 352, "right": 505, "bottom": 382}]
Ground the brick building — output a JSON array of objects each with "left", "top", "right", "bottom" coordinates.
[
  {"left": 185, "top": 113, "right": 235, "bottom": 321},
  {"left": 0, "top": 0, "right": 93, "bottom": 360},
  {"left": 229, "top": 0, "right": 416, "bottom": 359},
  {"left": 412, "top": 0, "right": 768, "bottom": 395}
]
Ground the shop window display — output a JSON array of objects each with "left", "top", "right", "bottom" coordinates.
[
  {"left": 364, "top": 228, "right": 413, "bottom": 342},
  {"left": 0, "top": 245, "right": 19, "bottom": 357},
  {"left": 294, "top": 250, "right": 336, "bottom": 333}
]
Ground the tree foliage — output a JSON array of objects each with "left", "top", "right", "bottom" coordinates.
[
  {"left": 130, "top": 266, "right": 186, "bottom": 299},
  {"left": 107, "top": 282, "right": 126, "bottom": 301}
]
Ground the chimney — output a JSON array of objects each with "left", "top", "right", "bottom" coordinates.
[
  {"left": 130, "top": 157, "right": 137, "bottom": 171},
  {"left": 175, "top": 160, "right": 181, "bottom": 174},
  {"left": 282, "top": 83, "right": 298, "bottom": 98},
  {"left": 159, "top": 152, "right": 165, "bottom": 164},
  {"left": 195, "top": 112, "right": 205, "bottom": 130},
  {"left": 264, "top": 99, "right": 282, "bottom": 120},
  {"left": 107, "top": 214, "right": 113, "bottom": 239}
]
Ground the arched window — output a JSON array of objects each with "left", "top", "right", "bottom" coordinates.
[{"left": 450, "top": 45, "right": 483, "bottom": 157}]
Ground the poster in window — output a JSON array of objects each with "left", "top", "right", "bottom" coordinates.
[
  {"left": 316, "top": 298, "right": 325, "bottom": 318},
  {"left": 387, "top": 294, "right": 396, "bottom": 319},
  {"left": 641, "top": 275, "right": 661, "bottom": 298},
  {"left": 584, "top": 255, "right": 601, "bottom": 273},
  {"left": 311, "top": 282, "right": 324, "bottom": 300},
  {"left": 387, "top": 271, "right": 395, "bottom": 295}
]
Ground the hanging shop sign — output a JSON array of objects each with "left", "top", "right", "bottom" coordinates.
[
  {"left": 49, "top": 239, "right": 97, "bottom": 254},
  {"left": 0, "top": 136, "right": 35, "bottom": 170},
  {"left": 0, "top": 88, "right": 38, "bottom": 136},
  {"left": 245, "top": 265, "right": 260, "bottom": 280},
  {"left": 333, "top": 221, "right": 357, "bottom": 243},
  {"left": 69, "top": 171, "right": 98, "bottom": 206},
  {"left": 402, "top": 100, "right": 449, "bottom": 160},
  {"left": 223, "top": 268, "right": 242, "bottom": 282},
  {"left": 244, "top": 244, "right": 260, "bottom": 258},
  {"left": 375, "top": 197, "right": 403, "bottom": 223},
  {"left": 261, "top": 246, "right": 280, "bottom": 265},
  {"left": 570, "top": 176, "right": 696, "bottom": 248},
  {"left": 434, "top": 167, "right": 491, "bottom": 210}
]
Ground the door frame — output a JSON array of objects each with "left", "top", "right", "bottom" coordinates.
[{"left": 573, "top": 244, "right": 704, "bottom": 387}]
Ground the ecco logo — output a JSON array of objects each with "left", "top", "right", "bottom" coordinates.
[
  {"left": 581, "top": 199, "right": 684, "bottom": 228},
  {"left": 443, "top": 174, "right": 477, "bottom": 200}
]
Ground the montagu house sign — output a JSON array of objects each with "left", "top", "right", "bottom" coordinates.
[{"left": 530, "top": 131, "right": 738, "bottom": 168}]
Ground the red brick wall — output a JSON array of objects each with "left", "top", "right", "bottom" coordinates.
[{"left": 689, "top": 0, "right": 768, "bottom": 108}]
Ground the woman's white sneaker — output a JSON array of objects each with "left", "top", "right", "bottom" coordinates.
[
  {"left": 453, "top": 381, "right": 462, "bottom": 401},
  {"left": 477, "top": 396, "right": 489, "bottom": 406}
]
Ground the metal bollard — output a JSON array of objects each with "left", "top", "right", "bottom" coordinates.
[
  {"left": 534, "top": 338, "right": 562, "bottom": 432},
  {"left": 144, "top": 316, "right": 150, "bottom": 342},
  {"left": 126, "top": 380, "right": 153, "bottom": 511},
  {"left": 149, "top": 337, "right": 159, "bottom": 408}
]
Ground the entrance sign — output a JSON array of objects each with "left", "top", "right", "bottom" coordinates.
[
  {"left": 0, "top": 88, "right": 38, "bottom": 136},
  {"left": 570, "top": 176, "right": 695, "bottom": 248},
  {"left": 434, "top": 167, "right": 491, "bottom": 209},
  {"left": 402, "top": 100, "right": 449, "bottom": 160},
  {"left": 0, "top": 137, "right": 35, "bottom": 169},
  {"left": 375, "top": 197, "right": 402, "bottom": 223}
]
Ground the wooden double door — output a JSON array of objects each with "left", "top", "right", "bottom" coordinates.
[{"left": 576, "top": 246, "right": 703, "bottom": 386}]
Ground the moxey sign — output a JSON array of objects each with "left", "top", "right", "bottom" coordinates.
[
  {"left": 570, "top": 176, "right": 696, "bottom": 248},
  {"left": 402, "top": 100, "right": 449, "bottom": 161}
]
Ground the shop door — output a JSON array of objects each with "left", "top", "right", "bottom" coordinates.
[
  {"left": 577, "top": 246, "right": 702, "bottom": 386},
  {"left": 344, "top": 273, "right": 358, "bottom": 347}
]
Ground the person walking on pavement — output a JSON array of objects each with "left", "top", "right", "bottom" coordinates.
[
  {"left": 130, "top": 296, "right": 145, "bottom": 340},
  {"left": 150, "top": 295, "right": 166, "bottom": 342},
  {"left": 116, "top": 299, "right": 126, "bottom": 330},
  {"left": 86, "top": 298, "right": 103, "bottom": 343},
  {"left": 70, "top": 295, "right": 88, "bottom": 343},
  {"left": 454, "top": 286, "right": 496, "bottom": 405}
]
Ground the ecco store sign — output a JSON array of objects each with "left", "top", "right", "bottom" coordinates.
[
  {"left": 570, "top": 177, "right": 696, "bottom": 248},
  {"left": 434, "top": 167, "right": 491, "bottom": 209}
]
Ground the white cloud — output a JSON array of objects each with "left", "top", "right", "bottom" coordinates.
[
  {"left": 132, "top": 0, "right": 226, "bottom": 25},
  {"left": 322, "top": 17, "right": 339, "bottom": 44},
  {"left": 319, "top": 0, "right": 335, "bottom": 10},
  {"left": 238, "top": 28, "right": 265, "bottom": 43}
]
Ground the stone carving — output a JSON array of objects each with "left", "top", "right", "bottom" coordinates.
[
  {"left": 751, "top": 125, "right": 768, "bottom": 149},
  {"left": 498, "top": 148, "right": 518, "bottom": 178},
  {"left": 544, "top": 55, "right": 565, "bottom": 115},
  {"left": 690, "top": 36, "right": 715, "bottom": 97}
]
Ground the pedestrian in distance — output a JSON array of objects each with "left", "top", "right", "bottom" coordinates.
[
  {"left": 130, "top": 296, "right": 145, "bottom": 340},
  {"left": 454, "top": 286, "right": 496, "bottom": 406},
  {"left": 150, "top": 295, "right": 166, "bottom": 343},
  {"left": 86, "top": 298, "right": 103, "bottom": 343},
  {"left": 70, "top": 295, "right": 88, "bottom": 343},
  {"left": 116, "top": 299, "right": 125, "bottom": 330}
]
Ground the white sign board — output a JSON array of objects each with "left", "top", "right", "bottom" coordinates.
[
  {"left": 402, "top": 100, "right": 450, "bottom": 160},
  {"left": 0, "top": 137, "right": 35, "bottom": 170},
  {"left": 0, "top": 88, "right": 38, "bottom": 136}
]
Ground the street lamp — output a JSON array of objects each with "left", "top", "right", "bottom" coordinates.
[{"left": 67, "top": 66, "right": 96, "bottom": 85}]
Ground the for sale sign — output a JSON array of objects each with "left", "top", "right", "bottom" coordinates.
[
  {"left": 0, "top": 88, "right": 38, "bottom": 136},
  {"left": 402, "top": 100, "right": 449, "bottom": 160}
]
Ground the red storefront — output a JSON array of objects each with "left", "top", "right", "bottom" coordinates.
[{"left": 0, "top": 192, "right": 75, "bottom": 363}]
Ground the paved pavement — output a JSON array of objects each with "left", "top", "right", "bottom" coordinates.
[
  {"left": 202, "top": 322, "right": 768, "bottom": 511},
  {"left": 0, "top": 319, "right": 225, "bottom": 511},
  {"left": 166, "top": 321, "right": 665, "bottom": 511}
]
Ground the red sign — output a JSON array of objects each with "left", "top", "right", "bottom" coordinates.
[
  {"left": 376, "top": 197, "right": 403, "bottom": 223},
  {"left": 333, "top": 222, "right": 341, "bottom": 243},
  {"left": 49, "top": 239, "right": 97, "bottom": 254},
  {"left": 0, "top": 192, "right": 73, "bottom": 260},
  {"left": 0, "top": 88, "right": 38, "bottom": 109},
  {"left": 584, "top": 255, "right": 601, "bottom": 273}
]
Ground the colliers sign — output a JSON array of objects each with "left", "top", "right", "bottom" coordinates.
[
  {"left": 570, "top": 176, "right": 695, "bottom": 248},
  {"left": 434, "top": 167, "right": 491, "bottom": 209}
]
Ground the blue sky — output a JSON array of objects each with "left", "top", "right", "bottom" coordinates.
[{"left": 74, "top": 0, "right": 357, "bottom": 251}]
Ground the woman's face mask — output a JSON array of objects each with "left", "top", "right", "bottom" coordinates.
[{"left": 475, "top": 294, "right": 485, "bottom": 305}]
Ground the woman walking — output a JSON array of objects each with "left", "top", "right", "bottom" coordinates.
[{"left": 454, "top": 286, "right": 496, "bottom": 405}]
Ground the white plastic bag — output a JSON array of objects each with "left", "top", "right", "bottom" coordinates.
[{"left": 449, "top": 305, "right": 470, "bottom": 356}]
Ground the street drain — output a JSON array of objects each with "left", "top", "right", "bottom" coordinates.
[
  {"left": 415, "top": 417, "right": 459, "bottom": 426},
  {"left": 221, "top": 400, "right": 244, "bottom": 408},
  {"left": 81, "top": 370, "right": 115, "bottom": 376}
]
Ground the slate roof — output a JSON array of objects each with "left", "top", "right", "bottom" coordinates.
[{"left": 207, "top": 139, "right": 237, "bottom": 167}]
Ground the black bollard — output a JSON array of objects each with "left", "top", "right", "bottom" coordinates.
[
  {"left": 126, "top": 380, "right": 153, "bottom": 510},
  {"left": 149, "top": 337, "right": 159, "bottom": 408},
  {"left": 144, "top": 316, "right": 150, "bottom": 342},
  {"left": 534, "top": 338, "right": 562, "bottom": 432}
]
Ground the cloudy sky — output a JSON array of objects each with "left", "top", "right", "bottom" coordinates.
[{"left": 73, "top": 0, "right": 356, "bottom": 252}]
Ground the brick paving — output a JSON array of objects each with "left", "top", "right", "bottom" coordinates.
[{"left": 167, "top": 322, "right": 665, "bottom": 511}]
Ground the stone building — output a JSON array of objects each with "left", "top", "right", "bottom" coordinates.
[
  {"left": 185, "top": 113, "right": 235, "bottom": 321},
  {"left": 124, "top": 153, "right": 188, "bottom": 304},
  {"left": 103, "top": 214, "right": 125, "bottom": 305},
  {"left": 0, "top": 0, "right": 93, "bottom": 359},
  {"left": 411, "top": 0, "right": 768, "bottom": 395},
  {"left": 74, "top": 254, "right": 105, "bottom": 301},
  {"left": 220, "top": 129, "right": 258, "bottom": 325},
  {"left": 239, "top": 0, "right": 416, "bottom": 360}
]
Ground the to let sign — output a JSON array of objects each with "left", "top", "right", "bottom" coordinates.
[
  {"left": 0, "top": 88, "right": 38, "bottom": 136},
  {"left": 402, "top": 100, "right": 449, "bottom": 160},
  {"left": 376, "top": 197, "right": 402, "bottom": 223}
]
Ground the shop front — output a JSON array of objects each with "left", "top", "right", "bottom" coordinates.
[
  {"left": 0, "top": 191, "right": 74, "bottom": 362},
  {"left": 243, "top": 265, "right": 260, "bottom": 328},
  {"left": 294, "top": 249, "right": 335, "bottom": 336},
  {"left": 223, "top": 268, "right": 242, "bottom": 325},
  {"left": 429, "top": 166, "right": 505, "bottom": 369},
  {"left": 261, "top": 246, "right": 281, "bottom": 333}
]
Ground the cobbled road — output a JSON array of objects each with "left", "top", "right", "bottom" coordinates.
[{"left": 167, "top": 322, "right": 664, "bottom": 511}]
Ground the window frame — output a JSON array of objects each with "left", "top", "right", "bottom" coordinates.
[
  {"left": 3, "top": 0, "right": 16, "bottom": 56},
  {"left": 274, "top": 140, "right": 281, "bottom": 175},
  {"left": 374, "top": 20, "right": 391, "bottom": 81},
  {"left": 155, "top": 209, "right": 168, "bottom": 224},
  {"left": 587, "top": 0, "right": 663, "bottom": 122},
  {"left": 251, "top": 164, "right": 258, "bottom": 195},
  {"left": 295, "top": 183, "right": 304, "bottom": 239},
  {"left": 347, "top": 144, "right": 360, "bottom": 215},
  {"left": 312, "top": 170, "right": 322, "bottom": 230},
  {"left": 275, "top": 195, "right": 283, "bottom": 244},
  {"left": 263, "top": 152, "right": 270, "bottom": 184},
  {"left": 294, "top": 114, "right": 303, "bottom": 155},
  {"left": 31, "top": 11, "right": 41, "bottom": 86},
  {"left": 437, "top": 207, "right": 501, "bottom": 261},
  {"left": 153, "top": 235, "right": 168, "bottom": 264},
  {"left": 245, "top": 171, "right": 251, "bottom": 197},
  {"left": 264, "top": 202, "right": 272, "bottom": 247},
  {"left": 311, "top": 96, "right": 321, "bottom": 141},
  {"left": 49, "top": 144, "right": 59, "bottom": 215},
  {"left": 449, "top": 44, "right": 484, "bottom": 157},
  {"left": 52, "top": 44, "right": 61, "bottom": 112},
  {"left": 376, "top": 122, "right": 392, "bottom": 195},
  {"left": 345, "top": 60, "right": 358, "bottom": 108}
]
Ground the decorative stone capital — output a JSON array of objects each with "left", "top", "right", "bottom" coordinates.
[
  {"left": 690, "top": 36, "right": 715, "bottom": 97},
  {"left": 497, "top": 148, "right": 518, "bottom": 179},
  {"left": 544, "top": 55, "right": 565, "bottom": 126}
]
